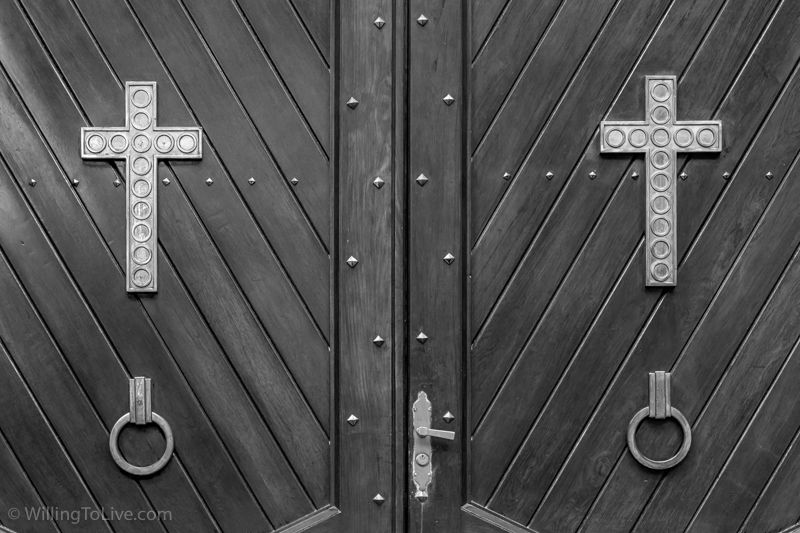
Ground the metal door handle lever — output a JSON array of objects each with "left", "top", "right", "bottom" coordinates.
[
  {"left": 412, "top": 391, "right": 457, "bottom": 502},
  {"left": 416, "top": 426, "right": 455, "bottom": 440}
]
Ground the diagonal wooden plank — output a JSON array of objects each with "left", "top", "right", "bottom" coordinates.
[
  {"left": 0, "top": 336, "right": 113, "bottom": 533},
  {"left": 530, "top": 82, "right": 800, "bottom": 533},
  {"left": 480, "top": 4, "right": 800, "bottom": 519},
  {"left": 181, "top": 0, "right": 331, "bottom": 240},
  {"left": 470, "top": 0, "right": 669, "bottom": 331},
  {"left": 462, "top": 503, "right": 538, "bottom": 533},
  {"left": 685, "top": 332, "right": 800, "bottom": 532},
  {"left": 9, "top": 0, "right": 331, "bottom": 510},
  {"left": 585, "top": 221, "right": 800, "bottom": 532},
  {"left": 235, "top": 0, "right": 329, "bottom": 149},
  {"left": 0, "top": 152, "right": 232, "bottom": 531},
  {"left": 471, "top": 0, "right": 508, "bottom": 61},
  {"left": 0, "top": 79, "right": 271, "bottom": 530},
  {"left": 0, "top": 35, "right": 314, "bottom": 532},
  {"left": 471, "top": 0, "right": 781, "bottom": 441},
  {"left": 291, "top": 0, "right": 330, "bottom": 66},
  {"left": 471, "top": 0, "right": 729, "bottom": 337},
  {"left": 739, "top": 428, "right": 800, "bottom": 533},
  {"left": 470, "top": 0, "right": 731, "bottom": 434},
  {"left": 20, "top": 0, "right": 331, "bottom": 441},
  {"left": 470, "top": 0, "right": 563, "bottom": 148},
  {"left": 125, "top": 0, "right": 331, "bottom": 320},
  {"left": 0, "top": 425, "right": 60, "bottom": 533},
  {"left": 71, "top": 0, "right": 331, "bottom": 335}
]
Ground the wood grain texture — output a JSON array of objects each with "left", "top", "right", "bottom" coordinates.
[
  {"left": 470, "top": 0, "right": 562, "bottom": 147},
  {"left": 0, "top": 63, "right": 264, "bottom": 530},
  {"left": 292, "top": 0, "right": 331, "bottom": 66},
  {"left": 2, "top": 1, "right": 800, "bottom": 531},
  {"left": 337, "top": 0, "right": 395, "bottom": 531},
  {"left": 0, "top": 0, "right": 336, "bottom": 529},
  {"left": 470, "top": 0, "right": 731, "bottom": 504},
  {"left": 470, "top": 0, "right": 507, "bottom": 61},
  {"left": 470, "top": 0, "right": 667, "bottom": 338},
  {"left": 407, "top": 0, "right": 465, "bottom": 529},
  {"left": 236, "top": 0, "right": 330, "bottom": 151},
  {"left": 462, "top": 0, "right": 800, "bottom": 532},
  {"left": 740, "top": 429, "right": 800, "bottom": 533},
  {"left": 0, "top": 422, "right": 60, "bottom": 533},
  {"left": 531, "top": 22, "right": 799, "bottom": 533}
]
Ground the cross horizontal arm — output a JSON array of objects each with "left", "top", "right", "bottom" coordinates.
[
  {"left": 600, "top": 121, "right": 650, "bottom": 153},
  {"left": 151, "top": 127, "right": 203, "bottom": 159},
  {"left": 601, "top": 119, "right": 722, "bottom": 154},
  {"left": 672, "top": 120, "right": 722, "bottom": 152},
  {"left": 81, "top": 126, "right": 129, "bottom": 159}
]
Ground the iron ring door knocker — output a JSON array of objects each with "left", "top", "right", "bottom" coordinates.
[
  {"left": 109, "top": 377, "right": 174, "bottom": 476},
  {"left": 627, "top": 371, "right": 691, "bottom": 470}
]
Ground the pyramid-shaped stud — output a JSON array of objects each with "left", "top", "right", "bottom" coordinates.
[
  {"left": 679, "top": 172, "right": 688, "bottom": 180},
  {"left": 28, "top": 179, "right": 37, "bottom": 187},
  {"left": 347, "top": 414, "right": 359, "bottom": 426},
  {"left": 443, "top": 253, "right": 455, "bottom": 265},
  {"left": 373, "top": 493, "right": 385, "bottom": 505},
  {"left": 373, "top": 335, "right": 385, "bottom": 347},
  {"left": 442, "top": 94, "right": 455, "bottom": 106},
  {"left": 248, "top": 177, "right": 256, "bottom": 185},
  {"left": 290, "top": 177, "right": 300, "bottom": 186},
  {"left": 765, "top": 171, "right": 774, "bottom": 180},
  {"left": 346, "top": 256, "right": 359, "bottom": 268},
  {"left": 72, "top": 178, "right": 80, "bottom": 186},
  {"left": 545, "top": 171, "right": 554, "bottom": 180},
  {"left": 416, "top": 173, "right": 429, "bottom": 187},
  {"left": 722, "top": 172, "right": 731, "bottom": 180},
  {"left": 113, "top": 178, "right": 122, "bottom": 187},
  {"left": 374, "top": 17, "right": 385, "bottom": 29},
  {"left": 443, "top": 411, "right": 455, "bottom": 424},
  {"left": 373, "top": 176, "right": 385, "bottom": 189},
  {"left": 206, "top": 177, "right": 214, "bottom": 186},
  {"left": 631, "top": 171, "right": 639, "bottom": 180},
  {"left": 502, "top": 172, "right": 512, "bottom": 181},
  {"left": 588, "top": 171, "right": 597, "bottom": 180},
  {"left": 346, "top": 97, "right": 359, "bottom": 109},
  {"left": 416, "top": 331, "right": 428, "bottom": 344},
  {"left": 416, "top": 14, "right": 428, "bottom": 26},
  {"left": 162, "top": 177, "right": 171, "bottom": 186}
]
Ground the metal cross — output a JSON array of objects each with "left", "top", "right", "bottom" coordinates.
[
  {"left": 81, "top": 82, "right": 202, "bottom": 292},
  {"left": 600, "top": 76, "right": 721, "bottom": 286}
]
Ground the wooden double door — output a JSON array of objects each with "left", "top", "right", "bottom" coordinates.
[{"left": 1, "top": 1, "right": 800, "bottom": 532}]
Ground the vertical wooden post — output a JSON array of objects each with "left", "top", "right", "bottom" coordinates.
[
  {"left": 407, "top": 0, "right": 465, "bottom": 528},
  {"left": 338, "top": 0, "right": 398, "bottom": 530}
]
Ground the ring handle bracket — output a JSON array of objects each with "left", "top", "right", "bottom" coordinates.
[
  {"left": 649, "top": 370, "right": 671, "bottom": 419},
  {"left": 129, "top": 377, "right": 152, "bottom": 424},
  {"left": 110, "top": 376, "right": 174, "bottom": 476},
  {"left": 627, "top": 371, "right": 691, "bottom": 470}
]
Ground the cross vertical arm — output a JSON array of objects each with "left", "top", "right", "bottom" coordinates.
[
  {"left": 645, "top": 148, "right": 678, "bottom": 285},
  {"left": 124, "top": 82, "right": 159, "bottom": 292}
]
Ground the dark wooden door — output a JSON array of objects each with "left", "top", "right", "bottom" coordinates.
[
  {"left": 3, "top": 1, "right": 800, "bottom": 533},
  {"left": 0, "top": 0, "right": 374, "bottom": 531},
  {"left": 407, "top": 0, "right": 800, "bottom": 532}
]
